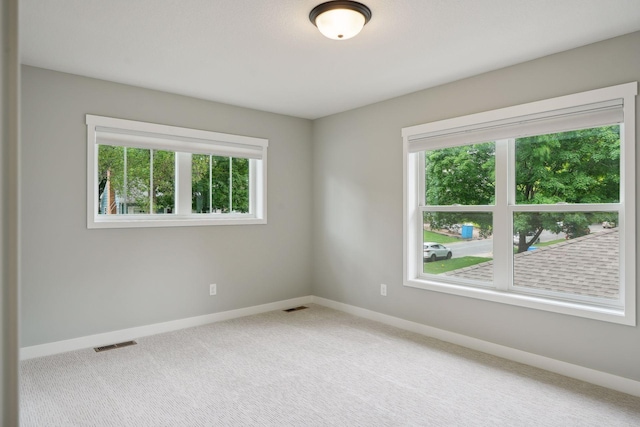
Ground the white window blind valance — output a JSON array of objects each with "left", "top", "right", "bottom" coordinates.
[
  {"left": 87, "top": 115, "right": 268, "bottom": 160},
  {"left": 95, "top": 127, "right": 266, "bottom": 159},
  {"left": 406, "top": 99, "right": 624, "bottom": 153}
]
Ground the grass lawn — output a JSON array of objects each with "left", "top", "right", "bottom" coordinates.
[
  {"left": 513, "top": 238, "right": 566, "bottom": 253},
  {"left": 423, "top": 230, "right": 461, "bottom": 244},
  {"left": 535, "top": 238, "right": 565, "bottom": 247},
  {"left": 424, "top": 256, "right": 491, "bottom": 274}
]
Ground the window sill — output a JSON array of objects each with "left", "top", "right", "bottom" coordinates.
[
  {"left": 88, "top": 215, "right": 267, "bottom": 229},
  {"left": 404, "top": 278, "right": 633, "bottom": 326}
]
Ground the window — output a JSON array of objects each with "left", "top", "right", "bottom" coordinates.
[
  {"left": 403, "top": 83, "right": 637, "bottom": 325},
  {"left": 87, "top": 115, "right": 268, "bottom": 228}
]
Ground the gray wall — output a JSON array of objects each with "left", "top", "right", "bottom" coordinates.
[
  {"left": 311, "top": 31, "right": 640, "bottom": 381},
  {"left": 21, "top": 66, "right": 313, "bottom": 347}
]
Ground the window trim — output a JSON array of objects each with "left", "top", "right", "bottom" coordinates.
[
  {"left": 402, "top": 82, "right": 637, "bottom": 325},
  {"left": 87, "top": 115, "right": 268, "bottom": 228}
]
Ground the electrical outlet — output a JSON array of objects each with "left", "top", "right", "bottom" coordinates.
[
  {"left": 209, "top": 283, "right": 217, "bottom": 296},
  {"left": 380, "top": 283, "right": 387, "bottom": 296}
]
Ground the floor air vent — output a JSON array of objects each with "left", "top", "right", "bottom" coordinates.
[
  {"left": 94, "top": 340, "right": 137, "bottom": 352},
  {"left": 283, "top": 306, "right": 308, "bottom": 313}
]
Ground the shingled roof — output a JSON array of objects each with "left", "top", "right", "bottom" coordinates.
[{"left": 446, "top": 229, "right": 619, "bottom": 299}]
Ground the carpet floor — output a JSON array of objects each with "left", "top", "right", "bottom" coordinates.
[{"left": 20, "top": 304, "right": 640, "bottom": 426}]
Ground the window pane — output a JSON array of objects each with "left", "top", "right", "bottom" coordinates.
[
  {"left": 513, "top": 212, "right": 619, "bottom": 300},
  {"left": 211, "top": 156, "right": 230, "bottom": 213},
  {"left": 423, "top": 212, "right": 493, "bottom": 284},
  {"left": 126, "top": 147, "right": 150, "bottom": 214},
  {"left": 515, "top": 126, "right": 620, "bottom": 205},
  {"left": 152, "top": 150, "right": 175, "bottom": 214},
  {"left": 97, "top": 145, "right": 124, "bottom": 215},
  {"left": 194, "top": 156, "right": 251, "bottom": 214},
  {"left": 192, "top": 154, "right": 211, "bottom": 213},
  {"left": 98, "top": 146, "right": 175, "bottom": 215},
  {"left": 231, "top": 158, "right": 249, "bottom": 213},
  {"left": 425, "top": 142, "right": 495, "bottom": 206}
]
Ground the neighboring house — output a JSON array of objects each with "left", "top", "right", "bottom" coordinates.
[
  {"left": 99, "top": 171, "right": 119, "bottom": 215},
  {"left": 447, "top": 229, "right": 619, "bottom": 299}
]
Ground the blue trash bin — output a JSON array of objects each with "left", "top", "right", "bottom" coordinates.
[{"left": 461, "top": 225, "right": 473, "bottom": 239}]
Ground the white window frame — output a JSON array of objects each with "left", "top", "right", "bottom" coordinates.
[
  {"left": 402, "top": 82, "right": 637, "bottom": 325},
  {"left": 87, "top": 115, "right": 268, "bottom": 228}
]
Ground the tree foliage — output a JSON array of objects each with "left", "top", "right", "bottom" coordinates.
[
  {"left": 98, "top": 147, "right": 250, "bottom": 215},
  {"left": 515, "top": 126, "right": 620, "bottom": 205},
  {"left": 98, "top": 146, "right": 175, "bottom": 214},
  {"left": 152, "top": 151, "right": 175, "bottom": 212},
  {"left": 513, "top": 126, "right": 619, "bottom": 251},
  {"left": 424, "top": 126, "right": 620, "bottom": 252},
  {"left": 192, "top": 155, "right": 249, "bottom": 213},
  {"left": 425, "top": 142, "right": 495, "bottom": 238},
  {"left": 426, "top": 142, "right": 495, "bottom": 206}
]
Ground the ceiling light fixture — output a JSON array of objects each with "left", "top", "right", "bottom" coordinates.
[{"left": 309, "top": 1, "right": 372, "bottom": 41}]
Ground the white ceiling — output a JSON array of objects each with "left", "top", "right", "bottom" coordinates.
[{"left": 20, "top": 0, "right": 640, "bottom": 120}]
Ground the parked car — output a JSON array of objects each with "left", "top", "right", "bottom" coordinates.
[
  {"left": 423, "top": 242, "right": 452, "bottom": 262},
  {"left": 602, "top": 221, "right": 616, "bottom": 229}
]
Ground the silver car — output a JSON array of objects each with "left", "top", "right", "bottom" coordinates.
[{"left": 423, "top": 242, "right": 452, "bottom": 262}]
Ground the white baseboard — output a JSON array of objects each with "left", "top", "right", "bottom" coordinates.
[
  {"left": 311, "top": 296, "right": 640, "bottom": 398},
  {"left": 21, "top": 294, "right": 640, "bottom": 398},
  {"left": 20, "top": 296, "right": 313, "bottom": 360}
]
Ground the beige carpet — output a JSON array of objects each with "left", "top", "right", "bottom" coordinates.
[{"left": 20, "top": 304, "right": 640, "bottom": 426}]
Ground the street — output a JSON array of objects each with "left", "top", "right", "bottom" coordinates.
[
  {"left": 447, "top": 239, "right": 493, "bottom": 258},
  {"left": 442, "top": 224, "right": 607, "bottom": 258}
]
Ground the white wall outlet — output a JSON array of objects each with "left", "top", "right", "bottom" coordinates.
[
  {"left": 380, "top": 283, "right": 387, "bottom": 296},
  {"left": 209, "top": 283, "right": 217, "bottom": 296}
]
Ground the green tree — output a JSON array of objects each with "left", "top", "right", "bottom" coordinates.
[
  {"left": 230, "top": 157, "right": 249, "bottom": 213},
  {"left": 424, "top": 126, "right": 620, "bottom": 252},
  {"left": 192, "top": 155, "right": 249, "bottom": 213},
  {"left": 424, "top": 142, "right": 495, "bottom": 237},
  {"left": 97, "top": 147, "right": 175, "bottom": 214},
  {"left": 126, "top": 148, "right": 150, "bottom": 212},
  {"left": 98, "top": 145, "right": 124, "bottom": 214},
  {"left": 192, "top": 154, "right": 211, "bottom": 213},
  {"left": 426, "top": 142, "right": 495, "bottom": 206},
  {"left": 513, "top": 126, "right": 619, "bottom": 251},
  {"left": 151, "top": 150, "right": 175, "bottom": 213}
]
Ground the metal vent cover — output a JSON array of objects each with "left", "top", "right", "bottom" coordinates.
[
  {"left": 283, "top": 306, "right": 308, "bottom": 313},
  {"left": 94, "top": 340, "right": 137, "bottom": 352}
]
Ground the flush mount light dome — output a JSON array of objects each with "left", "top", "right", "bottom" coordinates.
[{"left": 309, "top": 1, "right": 372, "bottom": 40}]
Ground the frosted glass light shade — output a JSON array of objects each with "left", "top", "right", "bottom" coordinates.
[
  {"left": 315, "top": 8, "right": 365, "bottom": 40},
  {"left": 309, "top": 1, "right": 372, "bottom": 41}
]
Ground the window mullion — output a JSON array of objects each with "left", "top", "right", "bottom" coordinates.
[
  {"left": 506, "top": 138, "right": 516, "bottom": 293},
  {"left": 403, "top": 152, "right": 420, "bottom": 282},
  {"left": 493, "top": 139, "right": 510, "bottom": 291},
  {"left": 175, "top": 152, "right": 192, "bottom": 215},
  {"left": 149, "top": 149, "right": 154, "bottom": 214},
  {"left": 418, "top": 152, "right": 426, "bottom": 206},
  {"left": 209, "top": 155, "right": 212, "bottom": 213},
  {"left": 228, "top": 157, "right": 233, "bottom": 212},
  {"left": 249, "top": 159, "right": 255, "bottom": 215},
  {"left": 123, "top": 147, "right": 128, "bottom": 214}
]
